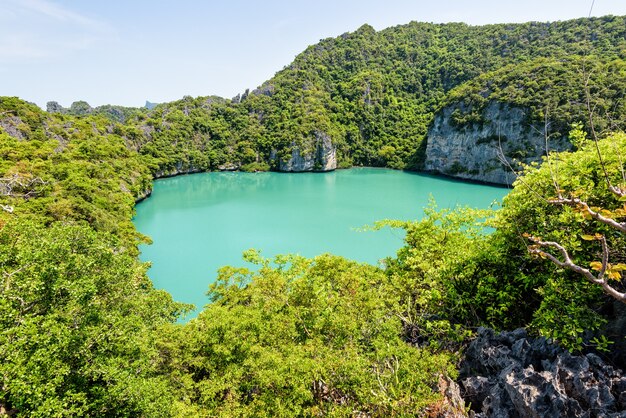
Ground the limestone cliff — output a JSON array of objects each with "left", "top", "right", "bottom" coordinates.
[
  {"left": 424, "top": 101, "right": 571, "bottom": 185},
  {"left": 276, "top": 131, "right": 337, "bottom": 172},
  {"left": 153, "top": 161, "right": 203, "bottom": 179}
]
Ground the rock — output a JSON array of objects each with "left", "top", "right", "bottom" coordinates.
[
  {"left": 0, "top": 116, "right": 27, "bottom": 140},
  {"left": 252, "top": 83, "right": 275, "bottom": 97},
  {"left": 154, "top": 162, "right": 203, "bottom": 178},
  {"left": 424, "top": 101, "right": 571, "bottom": 185},
  {"left": 134, "top": 188, "right": 152, "bottom": 203},
  {"left": 46, "top": 101, "right": 66, "bottom": 114},
  {"left": 460, "top": 327, "right": 626, "bottom": 417},
  {"left": 276, "top": 130, "right": 337, "bottom": 172},
  {"left": 436, "top": 375, "right": 469, "bottom": 418},
  {"left": 603, "top": 301, "right": 626, "bottom": 369},
  {"left": 217, "top": 162, "right": 240, "bottom": 171},
  {"left": 69, "top": 101, "right": 93, "bottom": 115},
  {"left": 462, "top": 376, "right": 490, "bottom": 408},
  {"left": 145, "top": 101, "right": 158, "bottom": 110}
]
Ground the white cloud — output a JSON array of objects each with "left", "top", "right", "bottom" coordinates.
[
  {"left": 0, "top": 0, "right": 115, "bottom": 62},
  {"left": 7, "top": 0, "right": 107, "bottom": 28}
]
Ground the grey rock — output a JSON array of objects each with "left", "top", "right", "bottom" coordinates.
[
  {"left": 0, "top": 116, "right": 27, "bottom": 140},
  {"left": 252, "top": 83, "right": 275, "bottom": 97},
  {"left": 462, "top": 376, "right": 490, "bottom": 407},
  {"left": 460, "top": 328, "right": 626, "bottom": 417},
  {"left": 154, "top": 161, "right": 203, "bottom": 178},
  {"left": 217, "top": 162, "right": 240, "bottom": 171},
  {"left": 69, "top": 101, "right": 93, "bottom": 115},
  {"left": 424, "top": 101, "right": 571, "bottom": 185},
  {"left": 145, "top": 101, "right": 158, "bottom": 110},
  {"left": 276, "top": 130, "right": 336, "bottom": 172},
  {"left": 46, "top": 101, "right": 66, "bottom": 113}
]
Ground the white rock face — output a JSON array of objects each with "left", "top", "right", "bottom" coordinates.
[
  {"left": 154, "top": 161, "right": 203, "bottom": 178},
  {"left": 425, "top": 101, "right": 571, "bottom": 185},
  {"left": 278, "top": 130, "right": 337, "bottom": 172}
]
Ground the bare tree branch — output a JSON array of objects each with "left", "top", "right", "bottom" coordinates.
[
  {"left": 548, "top": 196, "right": 626, "bottom": 233},
  {"left": 527, "top": 235, "right": 626, "bottom": 303},
  {"left": 0, "top": 174, "right": 47, "bottom": 213}
]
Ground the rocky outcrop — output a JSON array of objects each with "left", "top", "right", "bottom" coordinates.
[
  {"left": 0, "top": 116, "right": 27, "bottom": 140},
  {"left": 46, "top": 100, "right": 138, "bottom": 123},
  {"left": 46, "top": 101, "right": 65, "bottom": 114},
  {"left": 144, "top": 100, "right": 158, "bottom": 110},
  {"left": 460, "top": 327, "right": 626, "bottom": 417},
  {"left": 153, "top": 162, "right": 203, "bottom": 179},
  {"left": 217, "top": 162, "right": 241, "bottom": 171},
  {"left": 134, "top": 188, "right": 152, "bottom": 204},
  {"left": 276, "top": 131, "right": 337, "bottom": 172},
  {"left": 424, "top": 101, "right": 571, "bottom": 185}
]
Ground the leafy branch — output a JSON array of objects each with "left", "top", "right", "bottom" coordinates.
[
  {"left": 526, "top": 232, "right": 626, "bottom": 303},
  {"left": 524, "top": 157, "right": 626, "bottom": 303}
]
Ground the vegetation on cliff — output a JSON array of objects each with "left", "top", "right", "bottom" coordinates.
[
  {"left": 48, "top": 15, "right": 626, "bottom": 175},
  {"left": 444, "top": 56, "right": 626, "bottom": 136}
]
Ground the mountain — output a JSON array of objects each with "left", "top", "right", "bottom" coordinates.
[
  {"left": 425, "top": 56, "right": 626, "bottom": 183},
  {"left": 145, "top": 100, "right": 158, "bottom": 110},
  {"left": 46, "top": 100, "right": 146, "bottom": 123},
  {"left": 102, "top": 15, "right": 625, "bottom": 183}
]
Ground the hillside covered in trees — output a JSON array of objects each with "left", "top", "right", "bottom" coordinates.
[
  {"left": 45, "top": 15, "right": 626, "bottom": 179},
  {"left": 1, "top": 15, "right": 626, "bottom": 416}
]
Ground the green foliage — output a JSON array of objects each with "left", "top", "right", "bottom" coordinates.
[
  {"left": 444, "top": 56, "right": 626, "bottom": 138},
  {"left": 569, "top": 122, "right": 589, "bottom": 149},
  {"left": 0, "top": 98, "right": 153, "bottom": 243},
  {"left": 492, "top": 132, "right": 626, "bottom": 350},
  {"left": 0, "top": 98, "right": 188, "bottom": 417},
  {"left": 376, "top": 202, "right": 492, "bottom": 347},
  {"left": 47, "top": 100, "right": 147, "bottom": 123},
  {"left": 531, "top": 277, "right": 606, "bottom": 351},
  {"left": 162, "top": 253, "right": 455, "bottom": 416},
  {"left": 0, "top": 220, "right": 187, "bottom": 417},
  {"left": 381, "top": 134, "right": 626, "bottom": 353}
]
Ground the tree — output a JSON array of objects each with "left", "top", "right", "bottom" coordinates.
[
  {"left": 160, "top": 251, "right": 456, "bottom": 416},
  {"left": 494, "top": 131, "right": 626, "bottom": 350},
  {"left": 523, "top": 81, "right": 626, "bottom": 303},
  {"left": 0, "top": 220, "right": 186, "bottom": 416}
]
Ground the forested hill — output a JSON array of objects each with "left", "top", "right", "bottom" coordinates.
[
  {"left": 40, "top": 15, "right": 626, "bottom": 181},
  {"left": 252, "top": 16, "right": 626, "bottom": 173}
]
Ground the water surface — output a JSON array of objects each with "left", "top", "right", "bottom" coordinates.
[{"left": 134, "top": 168, "right": 508, "bottom": 317}]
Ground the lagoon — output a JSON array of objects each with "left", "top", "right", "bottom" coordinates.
[{"left": 134, "top": 168, "right": 508, "bottom": 317}]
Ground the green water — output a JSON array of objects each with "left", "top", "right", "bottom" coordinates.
[{"left": 134, "top": 168, "right": 508, "bottom": 317}]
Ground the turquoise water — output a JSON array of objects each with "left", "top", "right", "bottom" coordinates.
[{"left": 134, "top": 168, "right": 508, "bottom": 317}]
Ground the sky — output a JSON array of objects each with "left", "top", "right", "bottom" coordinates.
[{"left": 1, "top": 0, "right": 625, "bottom": 109}]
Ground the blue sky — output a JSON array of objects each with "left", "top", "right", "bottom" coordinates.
[{"left": 2, "top": 0, "right": 625, "bottom": 108}]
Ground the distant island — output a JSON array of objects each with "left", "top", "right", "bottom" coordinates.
[{"left": 145, "top": 100, "right": 158, "bottom": 110}]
